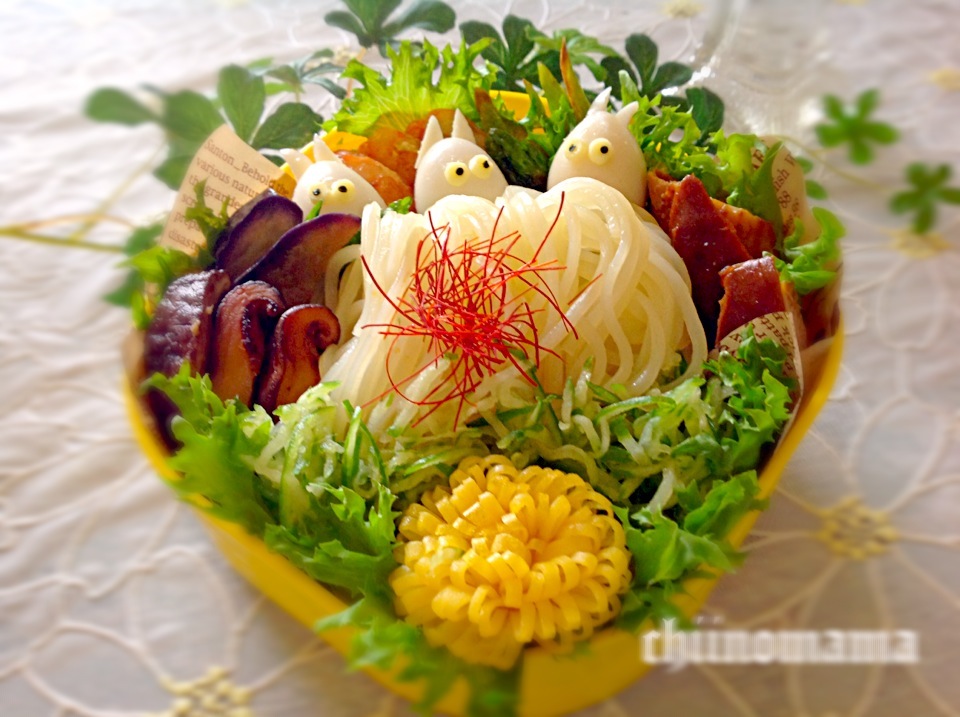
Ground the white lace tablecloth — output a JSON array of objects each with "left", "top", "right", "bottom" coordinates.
[{"left": 2, "top": 1, "right": 958, "bottom": 715}]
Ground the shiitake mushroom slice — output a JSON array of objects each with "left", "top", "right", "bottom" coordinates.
[
  {"left": 208, "top": 281, "right": 285, "bottom": 405},
  {"left": 257, "top": 305, "right": 341, "bottom": 412}
]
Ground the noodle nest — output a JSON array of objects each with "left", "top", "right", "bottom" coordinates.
[{"left": 320, "top": 177, "right": 707, "bottom": 436}]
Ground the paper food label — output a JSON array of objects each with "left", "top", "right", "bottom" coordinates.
[
  {"left": 716, "top": 310, "right": 805, "bottom": 431},
  {"left": 754, "top": 139, "right": 819, "bottom": 244},
  {"left": 159, "top": 125, "right": 294, "bottom": 255}
]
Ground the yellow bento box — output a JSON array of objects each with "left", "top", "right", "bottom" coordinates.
[{"left": 125, "top": 90, "right": 845, "bottom": 716}]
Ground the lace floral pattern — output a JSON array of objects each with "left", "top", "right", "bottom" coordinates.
[{"left": 1, "top": 0, "right": 957, "bottom": 715}]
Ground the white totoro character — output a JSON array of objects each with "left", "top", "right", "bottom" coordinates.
[
  {"left": 280, "top": 133, "right": 386, "bottom": 217},
  {"left": 414, "top": 110, "right": 508, "bottom": 211},
  {"left": 546, "top": 88, "right": 646, "bottom": 205}
]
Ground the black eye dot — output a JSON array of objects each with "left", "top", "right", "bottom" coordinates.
[
  {"left": 312, "top": 188, "right": 321, "bottom": 196},
  {"left": 568, "top": 144, "right": 578, "bottom": 152},
  {"left": 338, "top": 184, "right": 348, "bottom": 193},
  {"left": 455, "top": 166, "right": 465, "bottom": 176},
  {"left": 600, "top": 145, "right": 609, "bottom": 154},
  {"left": 482, "top": 160, "right": 490, "bottom": 168}
]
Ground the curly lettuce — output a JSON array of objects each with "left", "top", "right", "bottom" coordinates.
[
  {"left": 145, "top": 330, "right": 794, "bottom": 716},
  {"left": 330, "top": 38, "right": 491, "bottom": 136}
]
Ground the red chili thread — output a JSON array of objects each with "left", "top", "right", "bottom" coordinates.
[{"left": 361, "top": 195, "right": 577, "bottom": 426}]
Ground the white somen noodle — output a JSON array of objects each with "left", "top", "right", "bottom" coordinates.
[{"left": 319, "top": 177, "right": 707, "bottom": 436}]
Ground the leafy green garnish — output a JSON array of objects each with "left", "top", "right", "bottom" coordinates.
[
  {"left": 85, "top": 64, "right": 323, "bottom": 188},
  {"left": 684, "top": 86, "right": 725, "bottom": 139},
  {"left": 599, "top": 33, "right": 722, "bottom": 136},
  {"left": 616, "top": 472, "right": 761, "bottom": 631},
  {"left": 461, "top": 15, "right": 542, "bottom": 91},
  {"left": 889, "top": 162, "right": 960, "bottom": 234},
  {"left": 185, "top": 179, "right": 229, "bottom": 263},
  {"left": 815, "top": 89, "right": 899, "bottom": 165},
  {"left": 104, "top": 180, "right": 227, "bottom": 327},
  {"left": 619, "top": 85, "right": 724, "bottom": 194},
  {"left": 527, "top": 27, "right": 620, "bottom": 86},
  {"left": 772, "top": 207, "right": 844, "bottom": 294},
  {"left": 494, "top": 330, "right": 794, "bottom": 510},
  {"left": 386, "top": 195, "right": 414, "bottom": 214},
  {"left": 721, "top": 138, "right": 785, "bottom": 242},
  {"left": 103, "top": 222, "right": 165, "bottom": 327},
  {"left": 615, "top": 33, "right": 693, "bottom": 99},
  {"left": 330, "top": 39, "right": 490, "bottom": 136},
  {"left": 325, "top": 0, "right": 456, "bottom": 51},
  {"left": 254, "top": 49, "right": 347, "bottom": 101},
  {"left": 145, "top": 366, "right": 276, "bottom": 532},
  {"left": 145, "top": 371, "right": 515, "bottom": 715},
  {"left": 462, "top": 17, "right": 618, "bottom": 94},
  {"left": 317, "top": 594, "right": 520, "bottom": 716}
]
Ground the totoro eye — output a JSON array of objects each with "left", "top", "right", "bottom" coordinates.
[
  {"left": 564, "top": 139, "right": 584, "bottom": 157},
  {"left": 588, "top": 138, "right": 613, "bottom": 165},
  {"left": 329, "top": 179, "right": 355, "bottom": 199},
  {"left": 469, "top": 154, "right": 493, "bottom": 179},
  {"left": 444, "top": 161, "right": 470, "bottom": 187},
  {"left": 308, "top": 183, "right": 325, "bottom": 201}
]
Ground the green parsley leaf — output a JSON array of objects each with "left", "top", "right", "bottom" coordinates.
[
  {"left": 685, "top": 86, "right": 725, "bottom": 138},
  {"left": 260, "top": 49, "right": 347, "bottom": 100}
]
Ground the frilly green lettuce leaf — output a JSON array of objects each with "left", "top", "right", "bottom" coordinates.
[
  {"left": 330, "top": 39, "right": 491, "bottom": 136},
  {"left": 773, "top": 206, "right": 845, "bottom": 294}
]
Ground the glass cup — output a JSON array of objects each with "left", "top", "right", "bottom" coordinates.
[{"left": 691, "top": 0, "right": 831, "bottom": 137}]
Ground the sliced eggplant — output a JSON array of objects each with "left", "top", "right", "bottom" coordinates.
[
  {"left": 257, "top": 305, "right": 341, "bottom": 412},
  {"left": 240, "top": 213, "right": 362, "bottom": 307},
  {"left": 209, "top": 281, "right": 285, "bottom": 405},
  {"left": 214, "top": 190, "right": 303, "bottom": 281}
]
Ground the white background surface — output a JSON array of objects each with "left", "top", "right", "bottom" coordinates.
[{"left": 1, "top": 1, "right": 958, "bottom": 715}]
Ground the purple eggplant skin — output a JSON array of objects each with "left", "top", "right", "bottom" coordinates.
[
  {"left": 214, "top": 190, "right": 303, "bottom": 281},
  {"left": 240, "top": 212, "right": 362, "bottom": 307},
  {"left": 143, "top": 269, "right": 231, "bottom": 445}
]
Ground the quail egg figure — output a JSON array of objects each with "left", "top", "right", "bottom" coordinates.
[
  {"left": 546, "top": 88, "right": 646, "bottom": 206},
  {"left": 414, "top": 109, "right": 508, "bottom": 212},
  {"left": 281, "top": 133, "right": 386, "bottom": 217}
]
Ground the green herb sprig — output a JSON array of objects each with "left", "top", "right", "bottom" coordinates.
[
  {"left": 325, "top": 0, "right": 456, "bottom": 51},
  {"left": 250, "top": 49, "right": 348, "bottom": 101},
  {"left": 603, "top": 33, "right": 725, "bottom": 136},
  {"left": 86, "top": 63, "right": 324, "bottom": 189}
]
